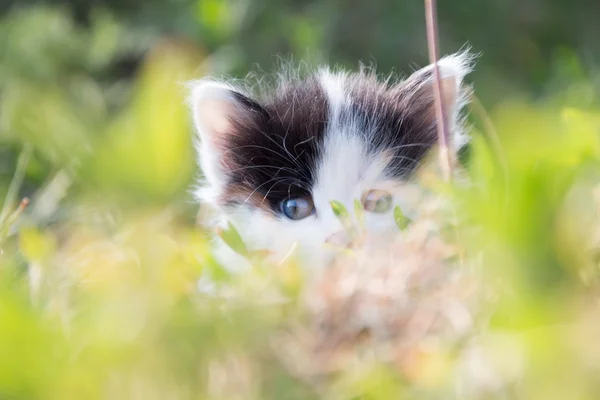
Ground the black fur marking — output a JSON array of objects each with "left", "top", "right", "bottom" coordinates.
[
  {"left": 222, "top": 77, "right": 328, "bottom": 213},
  {"left": 346, "top": 71, "right": 439, "bottom": 177}
]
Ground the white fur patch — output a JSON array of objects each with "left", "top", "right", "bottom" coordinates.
[{"left": 318, "top": 69, "right": 348, "bottom": 120}]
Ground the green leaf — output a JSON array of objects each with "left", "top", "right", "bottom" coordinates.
[
  {"left": 216, "top": 222, "right": 248, "bottom": 257},
  {"left": 393, "top": 206, "right": 411, "bottom": 230},
  {"left": 330, "top": 200, "right": 349, "bottom": 219},
  {"left": 330, "top": 199, "right": 354, "bottom": 231},
  {"left": 353, "top": 199, "right": 365, "bottom": 228}
]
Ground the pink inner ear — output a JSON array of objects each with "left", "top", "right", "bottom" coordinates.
[
  {"left": 196, "top": 98, "right": 236, "bottom": 148},
  {"left": 439, "top": 75, "right": 458, "bottom": 114}
]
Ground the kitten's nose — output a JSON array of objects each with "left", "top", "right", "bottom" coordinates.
[{"left": 325, "top": 231, "right": 350, "bottom": 247}]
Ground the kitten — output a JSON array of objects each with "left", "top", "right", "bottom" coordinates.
[{"left": 188, "top": 52, "right": 473, "bottom": 273}]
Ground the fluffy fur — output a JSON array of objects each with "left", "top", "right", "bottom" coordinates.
[{"left": 188, "top": 52, "right": 474, "bottom": 272}]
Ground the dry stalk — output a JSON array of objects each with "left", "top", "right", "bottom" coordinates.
[{"left": 424, "top": 0, "right": 453, "bottom": 182}]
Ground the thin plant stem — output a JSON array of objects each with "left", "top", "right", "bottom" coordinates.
[
  {"left": 0, "top": 145, "right": 32, "bottom": 248},
  {"left": 0, "top": 197, "right": 30, "bottom": 248},
  {"left": 0, "top": 144, "right": 32, "bottom": 225},
  {"left": 469, "top": 94, "right": 507, "bottom": 180},
  {"left": 469, "top": 93, "right": 510, "bottom": 213},
  {"left": 424, "top": 0, "right": 453, "bottom": 182}
]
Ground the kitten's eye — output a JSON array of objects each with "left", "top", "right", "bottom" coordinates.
[
  {"left": 280, "top": 196, "right": 315, "bottom": 220},
  {"left": 361, "top": 189, "right": 392, "bottom": 213}
]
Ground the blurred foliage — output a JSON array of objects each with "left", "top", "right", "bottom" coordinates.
[
  {"left": 3, "top": 0, "right": 600, "bottom": 101},
  {"left": 1, "top": 1, "right": 600, "bottom": 399}
]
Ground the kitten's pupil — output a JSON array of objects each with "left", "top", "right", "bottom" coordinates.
[{"left": 280, "top": 196, "right": 315, "bottom": 220}]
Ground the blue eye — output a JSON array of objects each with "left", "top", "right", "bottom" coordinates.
[{"left": 280, "top": 197, "right": 315, "bottom": 220}]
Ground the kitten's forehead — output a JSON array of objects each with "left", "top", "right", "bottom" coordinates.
[{"left": 318, "top": 69, "right": 349, "bottom": 117}]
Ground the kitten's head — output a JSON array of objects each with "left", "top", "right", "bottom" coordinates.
[{"left": 189, "top": 52, "right": 473, "bottom": 269}]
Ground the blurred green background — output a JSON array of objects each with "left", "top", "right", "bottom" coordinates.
[
  {"left": 2, "top": 1, "right": 600, "bottom": 399},
  {"left": 1, "top": 0, "right": 600, "bottom": 209}
]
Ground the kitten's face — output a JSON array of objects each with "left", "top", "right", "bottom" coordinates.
[{"left": 190, "top": 53, "right": 472, "bottom": 269}]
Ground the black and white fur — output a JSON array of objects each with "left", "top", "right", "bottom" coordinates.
[{"left": 188, "top": 52, "right": 473, "bottom": 271}]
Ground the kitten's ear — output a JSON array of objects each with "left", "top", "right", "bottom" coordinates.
[
  {"left": 188, "top": 80, "right": 264, "bottom": 150},
  {"left": 188, "top": 80, "right": 266, "bottom": 203},
  {"left": 400, "top": 51, "right": 474, "bottom": 149}
]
